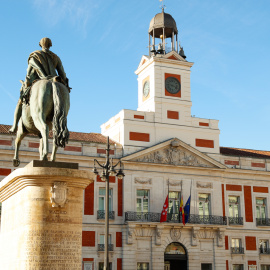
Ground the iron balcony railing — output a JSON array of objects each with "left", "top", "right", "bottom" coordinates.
[
  {"left": 97, "top": 210, "right": 115, "bottom": 220},
  {"left": 98, "top": 244, "right": 114, "bottom": 251},
  {"left": 256, "top": 218, "right": 270, "bottom": 226},
  {"left": 260, "top": 247, "right": 270, "bottom": 254},
  {"left": 125, "top": 212, "right": 227, "bottom": 225},
  {"left": 231, "top": 247, "right": 245, "bottom": 254},
  {"left": 228, "top": 217, "right": 243, "bottom": 225}
]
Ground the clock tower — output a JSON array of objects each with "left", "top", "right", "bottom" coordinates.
[{"left": 101, "top": 8, "right": 220, "bottom": 156}]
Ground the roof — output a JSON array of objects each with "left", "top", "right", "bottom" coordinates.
[
  {"left": 149, "top": 10, "right": 178, "bottom": 37},
  {"left": 0, "top": 124, "right": 117, "bottom": 145},
  {"left": 220, "top": 147, "right": 270, "bottom": 159}
]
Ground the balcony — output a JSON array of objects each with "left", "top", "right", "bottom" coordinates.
[
  {"left": 98, "top": 244, "right": 114, "bottom": 251},
  {"left": 260, "top": 248, "right": 270, "bottom": 254},
  {"left": 97, "top": 210, "right": 115, "bottom": 220},
  {"left": 125, "top": 212, "right": 227, "bottom": 225},
  {"left": 125, "top": 211, "right": 161, "bottom": 222},
  {"left": 228, "top": 217, "right": 243, "bottom": 225},
  {"left": 256, "top": 218, "right": 270, "bottom": 226},
  {"left": 231, "top": 247, "right": 245, "bottom": 254}
]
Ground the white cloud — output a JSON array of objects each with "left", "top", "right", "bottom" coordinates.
[{"left": 31, "top": 0, "right": 95, "bottom": 37}]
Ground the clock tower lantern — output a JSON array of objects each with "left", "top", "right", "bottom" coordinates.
[{"left": 101, "top": 8, "right": 220, "bottom": 156}]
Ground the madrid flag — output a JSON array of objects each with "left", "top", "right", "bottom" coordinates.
[
  {"left": 180, "top": 195, "right": 185, "bottom": 225},
  {"left": 160, "top": 195, "right": 168, "bottom": 222}
]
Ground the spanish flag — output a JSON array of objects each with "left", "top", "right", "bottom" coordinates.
[{"left": 180, "top": 194, "right": 185, "bottom": 225}]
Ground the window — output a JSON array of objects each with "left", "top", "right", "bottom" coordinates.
[
  {"left": 99, "top": 188, "right": 112, "bottom": 211},
  {"left": 231, "top": 238, "right": 244, "bottom": 254},
  {"left": 168, "top": 191, "right": 180, "bottom": 214},
  {"left": 83, "top": 262, "right": 93, "bottom": 270},
  {"left": 198, "top": 194, "right": 210, "bottom": 216},
  {"left": 260, "top": 239, "right": 269, "bottom": 254},
  {"left": 232, "top": 265, "right": 243, "bottom": 270},
  {"left": 99, "top": 262, "right": 112, "bottom": 270},
  {"left": 261, "top": 265, "right": 270, "bottom": 270},
  {"left": 228, "top": 196, "right": 240, "bottom": 217},
  {"left": 256, "top": 198, "right": 267, "bottom": 219},
  {"left": 137, "top": 263, "right": 149, "bottom": 270},
  {"left": 99, "top": 234, "right": 111, "bottom": 245},
  {"left": 137, "top": 190, "right": 149, "bottom": 213},
  {"left": 201, "top": 264, "right": 212, "bottom": 270}
]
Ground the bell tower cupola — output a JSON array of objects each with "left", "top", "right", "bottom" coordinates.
[{"left": 148, "top": 7, "right": 186, "bottom": 58}]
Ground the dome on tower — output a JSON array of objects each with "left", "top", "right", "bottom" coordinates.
[{"left": 148, "top": 9, "right": 178, "bottom": 38}]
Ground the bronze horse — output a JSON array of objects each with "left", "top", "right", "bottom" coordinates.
[{"left": 13, "top": 79, "right": 70, "bottom": 167}]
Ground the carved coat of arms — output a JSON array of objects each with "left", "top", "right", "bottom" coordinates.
[{"left": 50, "top": 181, "right": 68, "bottom": 207}]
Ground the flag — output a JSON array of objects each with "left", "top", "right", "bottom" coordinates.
[
  {"left": 184, "top": 196, "right": 191, "bottom": 224},
  {"left": 180, "top": 194, "right": 185, "bottom": 225},
  {"left": 160, "top": 195, "right": 168, "bottom": 222}
]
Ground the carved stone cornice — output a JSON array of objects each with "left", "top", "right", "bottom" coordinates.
[
  {"left": 196, "top": 182, "right": 213, "bottom": 189},
  {"left": 167, "top": 179, "right": 181, "bottom": 186},
  {"left": 134, "top": 178, "right": 152, "bottom": 185}
]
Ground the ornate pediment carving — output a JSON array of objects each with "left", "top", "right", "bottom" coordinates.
[{"left": 134, "top": 145, "right": 213, "bottom": 168}]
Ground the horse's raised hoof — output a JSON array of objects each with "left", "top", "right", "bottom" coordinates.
[{"left": 13, "top": 159, "right": 20, "bottom": 167}]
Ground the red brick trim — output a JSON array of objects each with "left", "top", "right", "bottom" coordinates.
[
  {"left": 165, "top": 73, "right": 181, "bottom": 98},
  {"left": 0, "top": 168, "right": 11, "bottom": 176},
  {"left": 222, "top": 184, "right": 225, "bottom": 217},
  {"left": 82, "top": 231, "right": 95, "bottom": 247},
  {"left": 84, "top": 182, "right": 94, "bottom": 215},
  {"left": 225, "top": 235, "right": 228, "bottom": 250},
  {"left": 167, "top": 110, "right": 179, "bottom": 120},
  {"left": 199, "top": 122, "right": 209, "bottom": 127},
  {"left": 29, "top": 142, "right": 39, "bottom": 148},
  {"left": 97, "top": 176, "right": 115, "bottom": 183},
  {"left": 83, "top": 258, "right": 94, "bottom": 261},
  {"left": 195, "top": 139, "right": 214, "bottom": 148},
  {"left": 168, "top": 55, "right": 178, "bottom": 60},
  {"left": 134, "top": 115, "right": 144, "bottom": 119},
  {"left": 64, "top": 146, "right": 82, "bottom": 152},
  {"left": 97, "top": 149, "right": 114, "bottom": 155},
  {"left": 116, "top": 232, "right": 122, "bottom": 247},
  {"left": 251, "top": 162, "right": 265, "bottom": 168},
  {"left": 248, "top": 261, "right": 257, "bottom": 266},
  {"left": 0, "top": 139, "right": 12, "bottom": 146},
  {"left": 118, "top": 178, "right": 123, "bottom": 216},
  {"left": 253, "top": 186, "right": 268, "bottom": 193},
  {"left": 246, "top": 236, "right": 257, "bottom": 250},
  {"left": 225, "top": 160, "right": 239, "bottom": 166},
  {"left": 117, "top": 258, "right": 122, "bottom": 270},
  {"left": 129, "top": 132, "right": 150, "bottom": 142},
  {"left": 244, "top": 186, "right": 253, "bottom": 222},
  {"left": 226, "top": 184, "right": 242, "bottom": 191},
  {"left": 226, "top": 260, "right": 229, "bottom": 270}
]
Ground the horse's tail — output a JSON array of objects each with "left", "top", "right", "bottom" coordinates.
[{"left": 52, "top": 82, "right": 69, "bottom": 148}]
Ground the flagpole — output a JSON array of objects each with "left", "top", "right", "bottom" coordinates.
[{"left": 167, "top": 179, "right": 169, "bottom": 222}]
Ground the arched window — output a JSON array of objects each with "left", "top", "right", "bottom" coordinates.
[{"left": 165, "top": 242, "right": 186, "bottom": 255}]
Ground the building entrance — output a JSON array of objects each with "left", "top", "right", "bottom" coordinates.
[{"left": 164, "top": 242, "right": 187, "bottom": 270}]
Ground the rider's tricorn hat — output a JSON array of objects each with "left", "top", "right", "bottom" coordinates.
[{"left": 39, "top": 37, "right": 52, "bottom": 49}]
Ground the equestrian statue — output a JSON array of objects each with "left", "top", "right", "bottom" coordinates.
[{"left": 10, "top": 37, "right": 71, "bottom": 167}]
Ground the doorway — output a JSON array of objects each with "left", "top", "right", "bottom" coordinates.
[{"left": 164, "top": 242, "right": 187, "bottom": 270}]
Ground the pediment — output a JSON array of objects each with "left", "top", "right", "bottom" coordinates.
[
  {"left": 138, "top": 55, "right": 150, "bottom": 69},
  {"left": 123, "top": 138, "right": 227, "bottom": 169},
  {"left": 164, "top": 51, "right": 187, "bottom": 62}
]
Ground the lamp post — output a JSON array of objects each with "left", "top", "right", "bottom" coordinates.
[{"left": 93, "top": 137, "right": 124, "bottom": 270}]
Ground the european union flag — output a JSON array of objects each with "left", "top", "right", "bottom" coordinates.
[{"left": 184, "top": 196, "right": 191, "bottom": 223}]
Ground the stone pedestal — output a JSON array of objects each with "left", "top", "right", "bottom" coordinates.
[{"left": 0, "top": 161, "right": 92, "bottom": 270}]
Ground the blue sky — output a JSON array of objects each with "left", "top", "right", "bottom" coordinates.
[{"left": 1, "top": 0, "right": 270, "bottom": 151}]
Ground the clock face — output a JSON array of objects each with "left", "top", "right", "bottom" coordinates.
[
  {"left": 143, "top": 80, "right": 150, "bottom": 97},
  {"left": 165, "top": 77, "right": 181, "bottom": 94}
]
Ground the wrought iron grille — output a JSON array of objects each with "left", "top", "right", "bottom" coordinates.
[
  {"left": 260, "top": 247, "right": 270, "bottom": 254},
  {"left": 167, "top": 213, "right": 180, "bottom": 222},
  {"left": 231, "top": 247, "right": 244, "bottom": 254},
  {"left": 97, "top": 210, "right": 115, "bottom": 220},
  {"left": 188, "top": 215, "right": 227, "bottom": 225},
  {"left": 228, "top": 217, "right": 243, "bottom": 225},
  {"left": 125, "top": 212, "right": 161, "bottom": 222},
  {"left": 98, "top": 244, "right": 114, "bottom": 251},
  {"left": 256, "top": 218, "right": 270, "bottom": 226}
]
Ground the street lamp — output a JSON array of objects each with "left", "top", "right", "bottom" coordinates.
[{"left": 92, "top": 136, "right": 124, "bottom": 270}]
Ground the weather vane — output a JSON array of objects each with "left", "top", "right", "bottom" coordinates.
[{"left": 159, "top": 0, "right": 166, "bottom": 10}]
